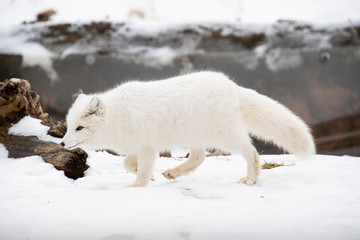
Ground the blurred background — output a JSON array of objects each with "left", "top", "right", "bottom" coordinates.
[{"left": 1, "top": 0, "right": 360, "bottom": 155}]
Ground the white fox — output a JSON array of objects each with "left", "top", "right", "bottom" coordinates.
[{"left": 61, "top": 71, "right": 315, "bottom": 187}]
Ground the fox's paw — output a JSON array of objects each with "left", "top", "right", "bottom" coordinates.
[
  {"left": 162, "top": 169, "right": 180, "bottom": 180},
  {"left": 238, "top": 177, "right": 256, "bottom": 185},
  {"left": 128, "top": 182, "right": 147, "bottom": 188},
  {"left": 128, "top": 184, "right": 142, "bottom": 188}
]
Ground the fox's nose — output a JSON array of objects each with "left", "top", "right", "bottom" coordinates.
[{"left": 60, "top": 142, "right": 65, "bottom": 147}]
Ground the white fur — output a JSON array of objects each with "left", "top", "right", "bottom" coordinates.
[{"left": 62, "top": 71, "right": 315, "bottom": 187}]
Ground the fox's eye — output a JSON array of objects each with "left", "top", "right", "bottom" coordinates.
[{"left": 76, "top": 126, "right": 84, "bottom": 131}]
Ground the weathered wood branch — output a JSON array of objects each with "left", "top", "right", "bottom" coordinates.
[
  {"left": 0, "top": 132, "right": 88, "bottom": 179},
  {"left": 0, "top": 78, "right": 88, "bottom": 179}
]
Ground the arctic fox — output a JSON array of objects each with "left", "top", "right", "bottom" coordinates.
[{"left": 61, "top": 71, "right": 315, "bottom": 187}]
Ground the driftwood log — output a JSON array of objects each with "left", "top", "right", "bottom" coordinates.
[{"left": 0, "top": 78, "right": 88, "bottom": 179}]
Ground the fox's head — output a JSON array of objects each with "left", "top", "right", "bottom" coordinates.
[{"left": 61, "top": 94, "right": 106, "bottom": 150}]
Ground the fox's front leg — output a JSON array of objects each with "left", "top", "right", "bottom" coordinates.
[
  {"left": 124, "top": 154, "right": 155, "bottom": 181},
  {"left": 129, "top": 146, "right": 156, "bottom": 187},
  {"left": 123, "top": 154, "right": 138, "bottom": 174}
]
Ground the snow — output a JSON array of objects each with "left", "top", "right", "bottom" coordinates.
[
  {"left": 0, "top": 27, "right": 58, "bottom": 81},
  {"left": 1, "top": 0, "right": 360, "bottom": 27},
  {"left": 265, "top": 48, "right": 303, "bottom": 72},
  {"left": 8, "top": 116, "right": 61, "bottom": 144},
  {"left": 1, "top": 116, "right": 360, "bottom": 240}
]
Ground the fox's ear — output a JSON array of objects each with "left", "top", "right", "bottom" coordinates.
[
  {"left": 72, "top": 89, "right": 84, "bottom": 101},
  {"left": 86, "top": 96, "right": 105, "bottom": 117}
]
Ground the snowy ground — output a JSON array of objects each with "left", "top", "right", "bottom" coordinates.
[{"left": 1, "top": 117, "right": 360, "bottom": 240}]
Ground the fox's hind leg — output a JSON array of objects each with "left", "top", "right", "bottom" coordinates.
[
  {"left": 163, "top": 148, "right": 205, "bottom": 179},
  {"left": 238, "top": 144, "right": 260, "bottom": 185},
  {"left": 219, "top": 129, "right": 260, "bottom": 185}
]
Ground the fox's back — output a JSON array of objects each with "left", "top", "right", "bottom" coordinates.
[
  {"left": 105, "top": 71, "right": 239, "bottom": 113},
  {"left": 101, "top": 71, "right": 243, "bottom": 148}
]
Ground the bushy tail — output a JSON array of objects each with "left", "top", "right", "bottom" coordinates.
[{"left": 240, "top": 88, "right": 316, "bottom": 157}]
